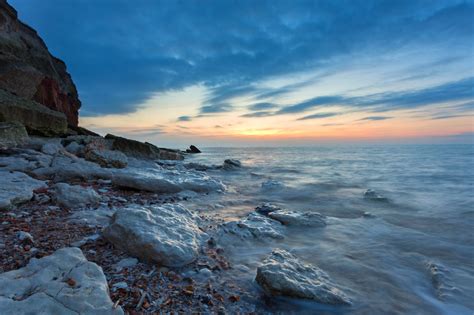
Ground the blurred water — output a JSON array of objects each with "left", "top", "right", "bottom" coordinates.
[{"left": 185, "top": 144, "right": 474, "bottom": 314}]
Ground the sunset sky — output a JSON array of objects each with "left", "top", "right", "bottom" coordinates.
[{"left": 12, "top": 0, "right": 474, "bottom": 147}]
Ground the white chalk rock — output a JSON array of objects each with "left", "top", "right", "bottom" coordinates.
[
  {"left": 53, "top": 183, "right": 100, "bottom": 208},
  {"left": 256, "top": 249, "right": 351, "bottom": 305},
  {"left": 0, "top": 171, "right": 47, "bottom": 209},
  {"left": 103, "top": 204, "right": 205, "bottom": 267},
  {"left": 0, "top": 247, "right": 123, "bottom": 314}
]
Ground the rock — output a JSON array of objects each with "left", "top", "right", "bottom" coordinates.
[
  {"left": 223, "top": 159, "right": 241, "bottom": 170},
  {"left": 103, "top": 204, "right": 205, "bottom": 267},
  {"left": 0, "top": 171, "right": 46, "bottom": 209},
  {"left": 68, "top": 125, "right": 100, "bottom": 136},
  {"left": 0, "top": 121, "right": 28, "bottom": 148},
  {"left": 85, "top": 149, "right": 128, "bottom": 168},
  {"left": 115, "top": 257, "right": 138, "bottom": 270},
  {"left": 256, "top": 249, "right": 351, "bottom": 305},
  {"left": 70, "top": 234, "right": 100, "bottom": 247},
  {"left": 105, "top": 133, "right": 184, "bottom": 160},
  {"left": 268, "top": 210, "right": 327, "bottom": 227},
  {"left": 186, "top": 145, "right": 201, "bottom": 153},
  {"left": 112, "top": 282, "right": 128, "bottom": 291},
  {"left": 0, "top": 89, "right": 67, "bottom": 136},
  {"left": 41, "top": 142, "right": 63, "bottom": 155},
  {"left": 16, "top": 231, "right": 34, "bottom": 244},
  {"left": 255, "top": 203, "right": 282, "bottom": 215},
  {"left": 53, "top": 183, "right": 100, "bottom": 208},
  {"left": 64, "top": 141, "right": 84, "bottom": 155},
  {"left": 33, "top": 155, "right": 112, "bottom": 182},
  {"left": 112, "top": 172, "right": 182, "bottom": 193},
  {"left": 0, "top": 2, "right": 81, "bottom": 126},
  {"left": 363, "top": 189, "right": 388, "bottom": 202},
  {"left": 0, "top": 247, "right": 123, "bottom": 314},
  {"left": 218, "top": 212, "right": 284, "bottom": 242}
]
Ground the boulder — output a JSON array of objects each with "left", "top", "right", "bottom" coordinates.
[
  {"left": 0, "top": 1, "right": 81, "bottom": 126},
  {"left": 0, "top": 247, "right": 123, "bottom": 314},
  {"left": 255, "top": 203, "right": 282, "bottom": 215},
  {"left": 112, "top": 172, "right": 182, "bottom": 193},
  {"left": 103, "top": 204, "right": 205, "bottom": 267},
  {"left": 256, "top": 249, "right": 351, "bottom": 305},
  {"left": 223, "top": 159, "right": 241, "bottom": 170},
  {"left": 218, "top": 212, "right": 284, "bottom": 242},
  {"left": 64, "top": 141, "right": 84, "bottom": 155},
  {"left": 186, "top": 145, "right": 201, "bottom": 153},
  {"left": 0, "top": 89, "right": 67, "bottom": 136},
  {"left": 0, "top": 150, "right": 52, "bottom": 172},
  {"left": 53, "top": 183, "right": 100, "bottom": 208},
  {"left": 363, "top": 189, "right": 388, "bottom": 202},
  {"left": 85, "top": 149, "right": 128, "bottom": 168},
  {"left": 105, "top": 133, "right": 184, "bottom": 160},
  {"left": 0, "top": 121, "right": 27, "bottom": 148},
  {"left": 41, "top": 141, "right": 63, "bottom": 155},
  {"left": 0, "top": 170, "right": 46, "bottom": 209},
  {"left": 268, "top": 210, "right": 327, "bottom": 227}
]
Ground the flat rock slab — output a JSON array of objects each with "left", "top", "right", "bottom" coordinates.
[
  {"left": 0, "top": 247, "right": 123, "bottom": 314},
  {"left": 103, "top": 204, "right": 205, "bottom": 267},
  {"left": 53, "top": 182, "right": 100, "bottom": 208},
  {"left": 256, "top": 249, "right": 351, "bottom": 305},
  {"left": 85, "top": 149, "right": 128, "bottom": 168},
  {"left": 0, "top": 171, "right": 46, "bottom": 209},
  {"left": 268, "top": 210, "right": 327, "bottom": 227},
  {"left": 218, "top": 212, "right": 285, "bottom": 242}
]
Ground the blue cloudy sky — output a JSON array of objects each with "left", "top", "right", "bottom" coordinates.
[{"left": 11, "top": 0, "right": 474, "bottom": 146}]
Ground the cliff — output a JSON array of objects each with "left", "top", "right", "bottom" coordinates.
[{"left": 0, "top": 0, "right": 81, "bottom": 126}]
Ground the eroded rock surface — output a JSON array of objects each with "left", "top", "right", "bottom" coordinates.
[
  {"left": 256, "top": 249, "right": 351, "bottom": 305},
  {"left": 53, "top": 182, "right": 100, "bottom": 208},
  {"left": 218, "top": 212, "right": 284, "bottom": 243},
  {"left": 0, "top": 170, "right": 46, "bottom": 209},
  {"left": 85, "top": 149, "right": 128, "bottom": 168},
  {"left": 0, "top": 121, "right": 28, "bottom": 148},
  {"left": 103, "top": 204, "right": 205, "bottom": 267},
  {"left": 0, "top": 247, "right": 123, "bottom": 314}
]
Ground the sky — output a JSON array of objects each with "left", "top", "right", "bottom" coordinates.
[{"left": 11, "top": 0, "right": 474, "bottom": 147}]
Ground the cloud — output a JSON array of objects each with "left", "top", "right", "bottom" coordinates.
[
  {"left": 297, "top": 112, "right": 339, "bottom": 120},
  {"left": 11, "top": 0, "right": 474, "bottom": 116},
  {"left": 277, "top": 96, "right": 345, "bottom": 114},
  {"left": 240, "top": 111, "right": 275, "bottom": 118},
  {"left": 177, "top": 115, "right": 192, "bottom": 122},
  {"left": 358, "top": 116, "right": 392, "bottom": 121},
  {"left": 247, "top": 102, "right": 279, "bottom": 111},
  {"left": 200, "top": 103, "right": 233, "bottom": 114}
]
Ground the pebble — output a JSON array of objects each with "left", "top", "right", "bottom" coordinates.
[
  {"left": 17, "top": 231, "right": 34, "bottom": 243},
  {"left": 98, "top": 188, "right": 108, "bottom": 193},
  {"left": 112, "top": 281, "right": 129, "bottom": 291},
  {"left": 199, "top": 268, "right": 212, "bottom": 278}
]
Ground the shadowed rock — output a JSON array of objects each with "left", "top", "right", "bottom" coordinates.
[
  {"left": 268, "top": 210, "right": 327, "bottom": 227},
  {"left": 0, "top": 170, "right": 46, "bottom": 209},
  {"left": 0, "top": 121, "right": 27, "bottom": 148},
  {"left": 53, "top": 183, "right": 101, "bottom": 209}
]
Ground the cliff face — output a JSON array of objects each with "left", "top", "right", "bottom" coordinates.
[{"left": 0, "top": 0, "right": 81, "bottom": 126}]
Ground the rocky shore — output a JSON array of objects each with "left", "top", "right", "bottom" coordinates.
[{"left": 0, "top": 0, "right": 352, "bottom": 313}]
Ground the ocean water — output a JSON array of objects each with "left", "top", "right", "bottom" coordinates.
[{"left": 184, "top": 144, "right": 474, "bottom": 314}]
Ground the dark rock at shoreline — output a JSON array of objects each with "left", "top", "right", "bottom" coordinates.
[
  {"left": 223, "top": 159, "right": 241, "bottom": 170},
  {"left": 255, "top": 203, "right": 281, "bottom": 215},
  {"left": 0, "top": 89, "right": 67, "bottom": 136},
  {"left": 105, "top": 133, "right": 184, "bottom": 161},
  {"left": 186, "top": 145, "right": 201, "bottom": 154},
  {"left": 0, "top": 0, "right": 81, "bottom": 126}
]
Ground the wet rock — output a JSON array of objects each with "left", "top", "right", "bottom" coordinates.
[
  {"left": 105, "top": 133, "right": 184, "bottom": 160},
  {"left": 363, "top": 189, "right": 388, "bottom": 202},
  {"left": 53, "top": 182, "right": 100, "bottom": 208},
  {"left": 426, "top": 261, "right": 455, "bottom": 300},
  {"left": 255, "top": 203, "right": 282, "bottom": 215},
  {"left": 0, "top": 122, "right": 28, "bottom": 148},
  {"left": 268, "top": 210, "right": 327, "bottom": 227},
  {"left": 223, "top": 159, "right": 241, "bottom": 170},
  {"left": 0, "top": 89, "right": 67, "bottom": 136},
  {"left": 256, "top": 249, "right": 351, "bottom": 305},
  {"left": 103, "top": 204, "right": 205, "bottom": 267},
  {"left": 0, "top": 171, "right": 46, "bottom": 209},
  {"left": 85, "top": 149, "right": 128, "bottom": 168},
  {"left": 186, "top": 145, "right": 201, "bottom": 153},
  {"left": 218, "top": 212, "right": 284, "bottom": 242},
  {"left": 0, "top": 247, "right": 123, "bottom": 314},
  {"left": 112, "top": 172, "right": 181, "bottom": 193}
]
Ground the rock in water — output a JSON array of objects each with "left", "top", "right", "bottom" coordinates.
[
  {"left": 255, "top": 203, "right": 282, "bottom": 215},
  {"left": 256, "top": 249, "right": 351, "bottom": 305},
  {"left": 0, "top": 1, "right": 81, "bottom": 126},
  {"left": 0, "top": 89, "right": 67, "bottom": 136},
  {"left": 223, "top": 159, "right": 241, "bottom": 170},
  {"left": 53, "top": 183, "right": 100, "bottom": 208},
  {"left": 105, "top": 133, "right": 184, "bottom": 160},
  {"left": 218, "top": 212, "right": 285, "bottom": 242},
  {"left": 363, "top": 189, "right": 388, "bottom": 202},
  {"left": 103, "top": 204, "right": 205, "bottom": 267},
  {"left": 186, "top": 145, "right": 201, "bottom": 153},
  {"left": 0, "top": 171, "right": 46, "bottom": 209},
  {"left": 0, "top": 121, "right": 28, "bottom": 148},
  {"left": 85, "top": 149, "right": 128, "bottom": 168},
  {"left": 268, "top": 210, "right": 327, "bottom": 227},
  {"left": 0, "top": 247, "right": 123, "bottom": 314}
]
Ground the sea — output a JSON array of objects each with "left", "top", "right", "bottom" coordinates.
[{"left": 182, "top": 144, "right": 474, "bottom": 314}]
